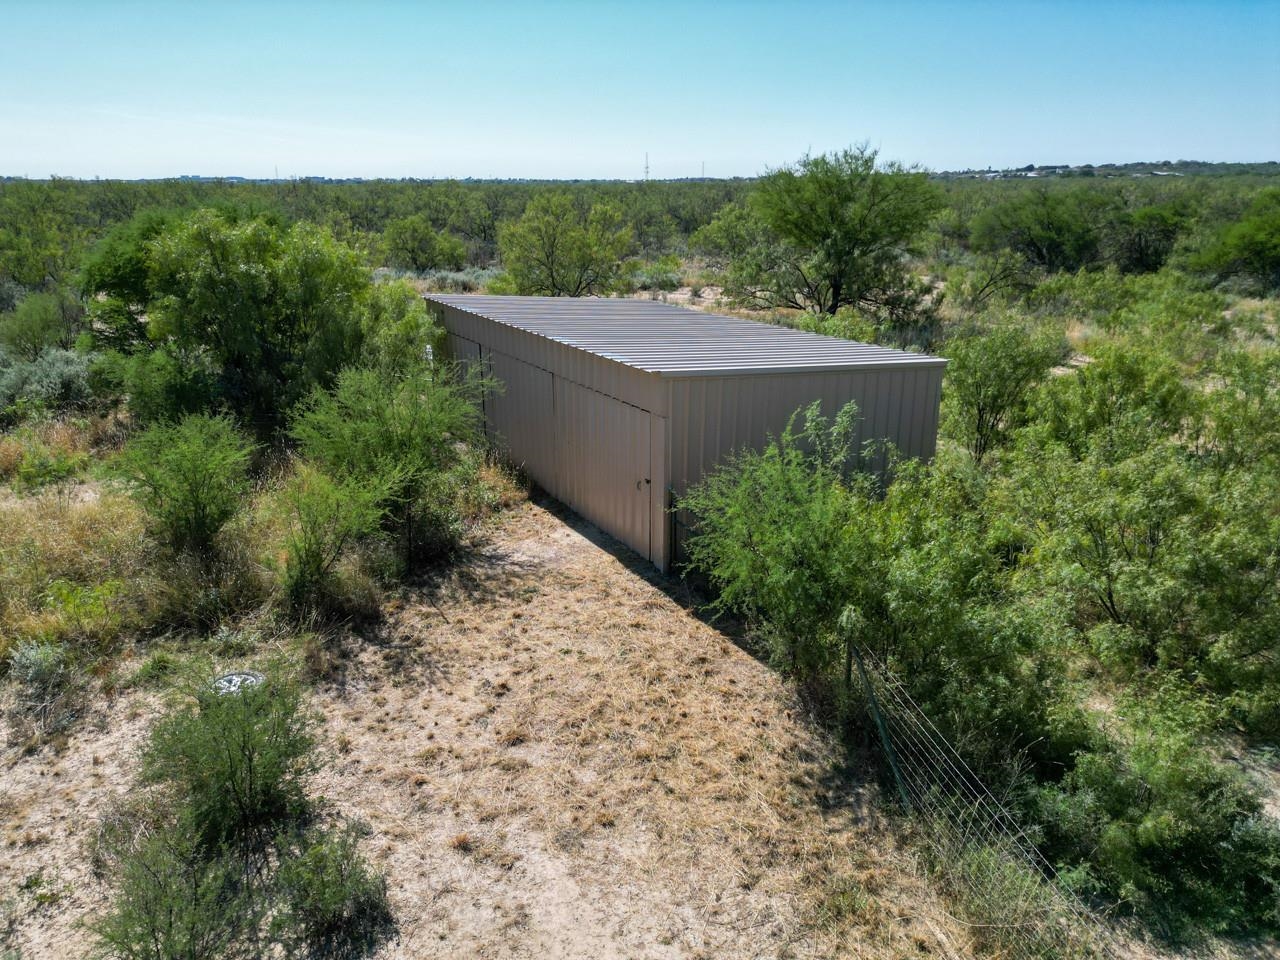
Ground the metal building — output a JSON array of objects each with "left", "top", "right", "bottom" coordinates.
[{"left": 427, "top": 295, "right": 946, "bottom": 572}]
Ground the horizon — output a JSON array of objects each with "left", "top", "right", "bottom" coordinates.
[
  {"left": 2, "top": 0, "right": 1278, "bottom": 180},
  {"left": 4, "top": 158, "right": 1278, "bottom": 184}
]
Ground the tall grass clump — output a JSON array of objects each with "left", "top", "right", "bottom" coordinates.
[
  {"left": 0, "top": 491, "right": 150, "bottom": 660},
  {"left": 115, "top": 414, "right": 254, "bottom": 557},
  {"left": 5, "top": 640, "right": 80, "bottom": 741}
]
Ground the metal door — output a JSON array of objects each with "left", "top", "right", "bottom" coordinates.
[{"left": 554, "top": 379, "right": 652, "bottom": 562}]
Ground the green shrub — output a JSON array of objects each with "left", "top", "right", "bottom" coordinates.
[
  {"left": 279, "top": 463, "right": 386, "bottom": 613},
  {"left": 382, "top": 214, "right": 465, "bottom": 272},
  {"left": 1189, "top": 187, "right": 1280, "bottom": 294},
  {"left": 1033, "top": 701, "right": 1280, "bottom": 936},
  {"left": 97, "top": 673, "right": 392, "bottom": 960},
  {"left": 115, "top": 414, "right": 254, "bottom": 556},
  {"left": 94, "top": 824, "right": 261, "bottom": 960},
  {"left": 290, "top": 365, "right": 483, "bottom": 564},
  {"left": 631, "top": 254, "right": 682, "bottom": 292},
  {"left": 142, "top": 671, "right": 317, "bottom": 855},
  {"left": 941, "top": 322, "right": 1066, "bottom": 462},
  {"left": 94, "top": 346, "right": 219, "bottom": 425},
  {"left": 271, "top": 827, "right": 393, "bottom": 956},
  {"left": 1029, "top": 341, "right": 1195, "bottom": 459},
  {"left": 970, "top": 186, "right": 1106, "bottom": 273},
  {"left": 1010, "top": 441, "right": 1280, "bottom": 710},
  {"left": 0, "top": 292, "right": 78, "bottom": 361},
  {"left": 358, "top": 279, "right": 442, "bottom": 376},
  {"left": 682, "top": 401, "right": 868, "bottom": 679},
  {"left": 498, "top": 193, "right": 634, "bottom": 297},
  {"left": 0, "top": 348, "right": 94, "bottom": 419},
  {"left": 145, "top": 210, "right": 369, "bottom": 432}
]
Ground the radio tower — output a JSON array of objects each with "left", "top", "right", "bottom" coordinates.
[{"left": 644, "top": 152, "right": 649, "bottom": 181}]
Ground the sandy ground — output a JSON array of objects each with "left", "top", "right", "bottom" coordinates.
[{"left": 2, "top": 495, "right": 964, "bottom": 959}]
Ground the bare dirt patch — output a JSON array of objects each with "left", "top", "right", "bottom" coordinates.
[{"left": 3, "top": 497, "right": 965, "bottom": 959}]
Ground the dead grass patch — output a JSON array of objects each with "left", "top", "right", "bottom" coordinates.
[
  {"left": 304, "top": 498, "right": 969, "bottom": 958},
  {"left": 4, "top": 496, "right": 968, "bottom": 958}
]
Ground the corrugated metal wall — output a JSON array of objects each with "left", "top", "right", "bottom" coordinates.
[
  {"left": 664, "top": 366, "right": 944, "bottom": 563},
  {"left": 554, "top": 379, "right": 653, "bottom": 559},
  {"left": 439, "top": 305, "right": 942, "bottom": 574},
  {"left": 442, "top": 319, "right": 669, "bottom": 569}
]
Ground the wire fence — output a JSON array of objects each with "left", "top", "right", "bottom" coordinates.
[{"left": 852, "top": 646, "right": 1125, "bottom": 959}]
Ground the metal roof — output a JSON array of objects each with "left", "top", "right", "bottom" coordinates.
[{"left": 425, "top": 294, "right": 946, "bottom": 377}]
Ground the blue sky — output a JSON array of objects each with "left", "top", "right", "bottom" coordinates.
[{"left": 2, "top": 0, "right": 1276, "bottom": 179}]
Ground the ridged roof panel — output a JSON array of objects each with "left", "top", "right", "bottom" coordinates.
[{"left": 425, "top": 295, "right": 946, "bottom": 376}]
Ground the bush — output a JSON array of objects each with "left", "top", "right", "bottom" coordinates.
[
  {"left": 682, "top": 401, "right": 868, "bottom": 679},
  {"left": 382, "top": 214, "right": 466, "bottom": 272},
  {"left": 279, "top": 463, "right": 386, "bottom": 613},
  {"left": 142, "top": 210, "right": 370, "bottom": 432},
  {"left": 358, "top": 279, "right": 441, "bottom": 376},
  {"left": 942, "top": 323, "right": 1065, "bottom": 463},
  {"left": 1033, "top": 701, "right": 1280, "bottom": 936},
  {"left": 1189, "top": 187, "right": 1280, "bottom": 294},
  {"left": 94, "top": 346, "right": 219, "bottom": 425},
  {"left": 970, "top": 186, "right": 1106, "bottom": 273},
  {"left": 1029, "top": 340, "right": 1195, "bottom": 459},
  {"left": 97, "top": 669, "right": 392, "bottom": 960},
  {"left": 0, "top": 347, "right": 94, "bottom": 419},
  {"left": 115, "top": 414, "right": 254, "bottom": 556},
  {"left": 0, "top": 292, "right": 78, "bottom": 361},
  {"left": 142, "top": 671, "right": 317, "bottom": 855},
  {"left": 630, "top": 255, "right": 682, "bottom": 292},
  {"left": 94, "top": 825, "right": 261, "bottom": 960},
  {"left": 271, "top": 827, "right": 393, "bottom": 957},
  {"left": 290, "top": 365, "right": 483, "bottom": 565},
  {"left": 498, "top": 193, "right": 634, "bottom": 296}
]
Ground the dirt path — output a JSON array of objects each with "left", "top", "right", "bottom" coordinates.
[{"left": 2, "top": 497, "right": 963, "bottom": 959}]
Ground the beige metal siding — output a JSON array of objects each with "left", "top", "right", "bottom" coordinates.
[
  {"left": 482, "top": 349, "right": 559, "bottom": 490},
  {"left": 648, "top": 413, "right": 669, "bottom": 571},
  {"left": 438, "top": 303, "right": 667, "bottom": 569},
  {"left": 445, "top": 333, "right": 481, "bottom": 370},
  {"left": 554, "top": 380, "right": 653, "bottom": 559},
  {"left": 665, "top": 366, "right": 944, "bottom": 564},
  {"left": 432, "top": 296, "right": 944, "bottom": 575}
]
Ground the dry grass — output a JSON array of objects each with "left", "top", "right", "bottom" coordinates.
[
  {"left": 3, "top": 494, "right": 967, "bottom": 959},
  {"left": 0, "top": 414, "right": 128, "bottom": 487},
  {"left": 0, "top": 483, "right": 270, "bottom": 671},
  {"left": 0, "top": 488, "right": 153, "bottom": 663},
  {"left": 304, "top": 498, "right": 967, "bottom": 958}
]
